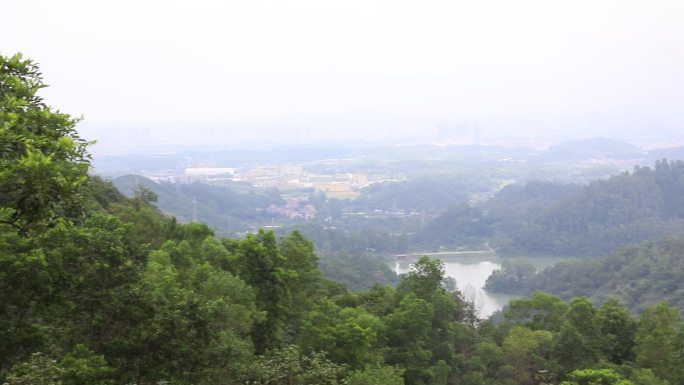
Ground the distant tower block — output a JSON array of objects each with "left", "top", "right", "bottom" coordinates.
[
  {"left": 438, "top": 123, "right": 476, "bottom": 142},
  {"left": 192, "top": 196, "right": 198, "bottom": 223}
]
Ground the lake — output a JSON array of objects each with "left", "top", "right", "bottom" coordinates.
[{"left": 393, "top": 254, "right": 567, "bottom": 318}]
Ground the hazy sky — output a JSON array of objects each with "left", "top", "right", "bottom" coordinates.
[{"left": 3, "top": 0, "right": 684, "bottom": 147}]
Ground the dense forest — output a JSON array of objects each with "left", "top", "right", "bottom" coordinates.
[
  {"left": 486, "top": 236, "right": 684, "bottom": 316},
  {"left": 420, "top": 162, "right": 684, "bottom": 256},
  {"left": 111, "top": 178, "right": 400, "bottom": 291},
  {"left": 4, "top": 54, "right": 684, "bottom": 385}
]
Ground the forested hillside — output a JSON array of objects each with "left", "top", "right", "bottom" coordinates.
[
  {"left": 4, "top": 54, "right": 684, "bottom": 385},
  {"left": 350, "top": 175, "right": 492, "bottom": 213},
  {"left": 486, "top": 236, "right": 684, "bottom": 315},
  {"left": 420, "top": 162, "right": 684, "bottom": 256},
  {"left": 113, "top": 174, "right": 283, "bottom": 231}
]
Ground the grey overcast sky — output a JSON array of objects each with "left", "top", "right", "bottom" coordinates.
[{"left": 3, "top": 0, "right": 684, "bottom": 147}]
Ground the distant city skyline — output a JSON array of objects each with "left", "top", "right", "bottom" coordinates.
[
  {"left": 3, "top": 0, "right": 683, "bottom": 152},
  {"left": 79, "top": 112, "right": 684, "bottom": 155}
]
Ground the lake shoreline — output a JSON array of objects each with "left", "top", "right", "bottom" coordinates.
[{"left": 392, "top": 253, "right": 569, "bottom": 317}]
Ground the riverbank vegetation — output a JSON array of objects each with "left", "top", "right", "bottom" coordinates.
[{"left": 486, "top": 236, "right": 684, "bottom": 316}]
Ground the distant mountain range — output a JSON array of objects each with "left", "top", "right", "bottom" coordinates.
[
  {"left": 533, "top": 138, "right": 643, "bottom": 162},
  {"left": 94, "top": 138, "right": 684, "bottom": 178}
]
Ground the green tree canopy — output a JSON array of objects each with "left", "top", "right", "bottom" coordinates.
[{"left": 0, "top": 54, "right": 90, "bottom": 233}]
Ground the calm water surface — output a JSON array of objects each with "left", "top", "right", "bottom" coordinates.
[{"left": 394, "top": 255, "right": 566, "bottom": 318}]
